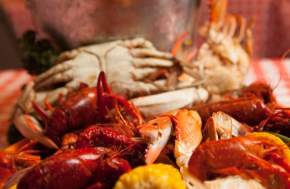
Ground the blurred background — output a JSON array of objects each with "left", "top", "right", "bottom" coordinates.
[{"left": 0, "top": 0, "right": 290, "bottom": 69}]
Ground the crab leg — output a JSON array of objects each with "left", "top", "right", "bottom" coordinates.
[
  {"left": 14, "top": 108, "right": 58, "bottom": 149},
  {"left": 171, "top": 32, "right": 189, "bottom": 57},
  {"left": 129, "top": 48, "right": 173, "bottom": 59},
  {"left": 203, "top": 111, "right": 252, "bottom": 141},
  {"left": 132, "top": 58, "right": 174, "bottom": 67},
  {"left": 223, "top": 15, "right": 237, "bottom": 39},
  {"left": 138, "top": 116, "right": 173, "bottom": 164},
  {"left": 244, "top": 21, "right": 254, "bottom": 56},
  {"left": 138, "top": 109, "right": 203, "bottom": 167},
  {"left": 236, "top": 15, "right": 247, "bottom": 42},
  {"left": 131, "top": 87, "right": 208, "bottom": 118},
  {"left": 131, "top": 68, "right": 156, "bottom": 80},
  {"left": 209, "top": 0, "right": 228, "bottom": 25},
  {"left": 13, "top": 82, "right": 57, "bottom": 149},
  {"left": 122, "top": 37, "right": 155, "bottom": 49},
  {"left": 34, "top": 63, "right": 71, "bottom": 87},
  {"left": 174, "top": 110, "right": 202, "bottom": 168},
  {"left": 16, "top": 82, "right": 35, "bottom": 113}
]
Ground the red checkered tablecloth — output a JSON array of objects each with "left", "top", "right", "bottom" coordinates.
[
  {"left": 0, "top": 59, "right": 289, "bottom": 148},
  {"left": 0, "top": 70, "right": 30, "bottom": 147}
]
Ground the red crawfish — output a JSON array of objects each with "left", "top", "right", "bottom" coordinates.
[
  {"left": 188, "top": 135, "right": 290, "bottom": 189},
  {"left": 193, "top": 97, "right": 271, "bottom": 126},
  {"left": 30, "top": 71, "right": 143, "bottom": 147},
  {"left": 0, "top": 139, "right": 40, "bottom": 188},
  {"left": 193, "top": 82, "right": 290, "bottom": 136},
  {"left": 17, "top": 147, "right": 131, "bottom": 189},
  {"left": 75, "top": 124, "right": 147, "bottom": 166}
]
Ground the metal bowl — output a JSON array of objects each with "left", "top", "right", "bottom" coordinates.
[{"left": 27, "top": 0, "right": 201, "bottom": 51}]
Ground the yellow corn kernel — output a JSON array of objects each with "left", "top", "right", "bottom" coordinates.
[
  {"left": 8, "top": 185, "right": 17, "bottom": 189},
  {"left": 114, "top": 164, "right": 186, "bottom": 189}
]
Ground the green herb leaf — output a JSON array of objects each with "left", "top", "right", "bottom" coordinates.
[{"left": 19, "top": 31, "right": 59, "bottom": 75}]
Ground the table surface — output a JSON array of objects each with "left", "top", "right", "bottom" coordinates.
[{"left": 0, "top": 59, "right": 289, "bottom": 148}]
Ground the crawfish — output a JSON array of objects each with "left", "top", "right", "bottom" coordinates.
[
  {"left": 33, "top": 72, "right": 143, "bottom": 145},
  {"left": 240, "top": 82, "right": 289, "bottom": 135},
  {"left": 0, "top": 140, "right": 40, "bottom": 188},
  {"left": 75, "top": 125, "right": 147, "bottom": 166},
  {"left": 188, "top": 136, "right": 290, "bottom": 189},
  {"left": 239, "top": 82, "right": 277, "bottom": 104},
  {"left": 193, "top": 97, "right": 271, "bottom": 126},
  {"left": 193, "top": 82, "right": 290, "bottom": 136},
  {"left": 18, "top": 147, "right": 131, "bottom": 189},
  {"left": 257, "top": 109, "right": 290, "bottom": 137}
]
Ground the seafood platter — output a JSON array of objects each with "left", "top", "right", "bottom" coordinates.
[{"left": 1, "top": 0, "right": 289, "bottom": 189}]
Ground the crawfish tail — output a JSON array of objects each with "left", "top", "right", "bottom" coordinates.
[
  {"left": 188, "top": 136, "right": 290, "bottom": 189},
  {"left": 193, "top": 98, "right": 271, "bottom": 126},
  {"left": 75, "top": 125, "right": 136, "bottom": 149},
  {"left": 76, "top": 125, "right": 146, "bottom": 166},
  {"left": 18, "top": 148, "right": 131, "bottom": 189}
]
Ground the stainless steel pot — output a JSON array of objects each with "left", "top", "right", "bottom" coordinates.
[{"left": 27, "top": 0, "right": 201, "bottom": 51}]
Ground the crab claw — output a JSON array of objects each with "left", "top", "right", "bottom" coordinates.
[
  {"left": 174, "top": 110, "right": 202, "bottom": 168},
  {"left": 203, "top": 111, "right": 252, "bottom": 141},
  {"left": 138, "top": 109, "right": 203, "bottom": 167},
  {"left": 13, "top": 111, "right": 58, "bottom": 149},
  {"left": 138, "top": 116, "right": 173, "bottom": 164},
  {"left": 131, "top": 87, "right": 208, "bottom": 118}
]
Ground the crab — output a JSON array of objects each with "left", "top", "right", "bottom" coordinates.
[
  {"left": 138, "top": 109, "right": 203, "bottom": 168},
  {"left": 132, "top": 0, "right": 253, "bottom": 115},
  {"left": 13, "top": 37, "right": 209, "bottom": 126},
  {"left": 182, "top": 0, "right": 253, "bottom": 94},
  {"left": 34, "top": 38, "right": 176, "bottom": 99}
]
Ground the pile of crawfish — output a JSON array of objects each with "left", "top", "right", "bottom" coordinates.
[{"left": 0, "top": 72, "right": 289, "bottom": 189}]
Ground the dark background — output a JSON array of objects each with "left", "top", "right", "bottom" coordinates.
[{"left": 0, "top": 11, "right": 21, "bottom": 69}]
